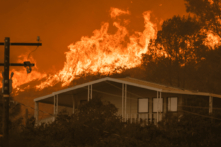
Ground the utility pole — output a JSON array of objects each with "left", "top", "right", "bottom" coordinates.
[{"left": 0, "top": 37, "right": 42, "bottom": 147}]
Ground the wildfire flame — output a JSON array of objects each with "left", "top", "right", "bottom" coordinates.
[
  {"left": 0, "top": 53, "right": 46, "bottom": 93},
  {"left": 12, "top": 54, "right": 47, "bottom": 89},
  {"left": 110, "top": 7, "right": 130, "bottom": 19},
  {"left": 205, "top": 31, "right": 221, "bottom": 49},
  {"left": 1, "top": 7, "right": 219, "bottom": 92},
  {"left": 208, "top": 0, "right": 214, "bottom": 5},
  {"left": 36, "top": 8, "right": 156, "bottom": 89}
]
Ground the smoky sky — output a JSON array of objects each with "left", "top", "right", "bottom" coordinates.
[{"left": 0, "top": 0, "right": 187, "bottom": 73}]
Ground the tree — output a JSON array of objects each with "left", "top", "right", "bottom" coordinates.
[
  {"left": 142, "top": 15, "right": 208, "bottom": 88},
  {"left": 6, "top": 96, "right": 221, "bottom": 147},
  {"left": 185, "top": 0, "right": 221, "bottom": 37},
  {"left": 0, "top": 94, "right": 22, "bottom": 146},
  {"left": 12, "top": 97, "right": 124, "bottom": 147}
]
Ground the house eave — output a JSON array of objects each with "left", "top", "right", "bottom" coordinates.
[{"left": 34, "top": 77, "right": 162, "bottom": 102}]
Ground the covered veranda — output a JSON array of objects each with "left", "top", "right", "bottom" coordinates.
[{"left": 34, "top": 77, "right": 221, "bottom": 125}]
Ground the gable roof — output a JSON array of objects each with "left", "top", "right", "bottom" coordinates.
[
  {"left": 34, "top": 77, "right": 221, "bottom": 102},
  {"left": 117, "top": 77, "right": 214, "bottom": 96}
]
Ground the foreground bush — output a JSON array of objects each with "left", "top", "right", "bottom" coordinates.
[{"left": 7, "top": 98, "right": 221, "bottom": 147}]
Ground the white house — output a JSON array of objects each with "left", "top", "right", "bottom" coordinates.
[{"left": 34, "top": 77, "right": 221, "bottom": 125}]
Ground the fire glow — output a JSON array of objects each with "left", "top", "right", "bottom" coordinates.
[
  {"left": 0, "top": 54, "right": 46, "bottom": 91},
  {"left": 36, "top": 8, "right": 156, "bottom": 90},
  {"left": 1, "top": 7, "right": 220, "bottom": 92},
  {"left": 205, "top": 32, "right": 221, "bottom": 49},
  {"left": 12, "top": 55, "right": 47, "bottom": 88}
]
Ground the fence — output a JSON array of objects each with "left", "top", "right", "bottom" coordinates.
[
  {"left": 124, "top": 113, "right": 163, "bottom": 125},
  {"left": 37, "top": 116, "right": 55, "bottom": 125},
  {"left": 36, "top": 113, "right": 164, "bottom": 126}
]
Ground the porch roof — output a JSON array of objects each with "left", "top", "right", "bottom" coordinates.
[{"left": 34, "top": 77, "right": 221, "bottom": 102}]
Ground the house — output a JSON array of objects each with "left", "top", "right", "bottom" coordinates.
[{"left": 34, "top": 77, "right": 221, "bottom": 125}]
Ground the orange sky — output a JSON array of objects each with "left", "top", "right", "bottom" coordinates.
[{"left": 0, "top": 0, "right": 187, "bottom": 74}]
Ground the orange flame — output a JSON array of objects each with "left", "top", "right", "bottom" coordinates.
[
  {"left": 12, "top": 54, "right": 47, "bottom": 88},
  {"left": 1, "top": 8, "right": 219, "bottom": 92},
  {"left": 208, "top": 0, "right": 214, "bottom": 5},
  {"left": 205, "top": 31, "right": 221, "bottom": 49},
  {"left": 36, "top": 8, "right": 156, "bottom": 90},
  {"left": 110, "top": 7, "right": 130, "bottom": 19},
  {"left": 0, "top": 53, "right": 46, "bottom": 93}
]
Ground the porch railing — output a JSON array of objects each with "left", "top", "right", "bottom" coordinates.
[
  {"left": 36, "top": 113, "right": 163, "bottom": 126},
  {"left": 124, "top": 113, "right": 163, "bottom": 125},
  {"left": 37, "top": 116, "right": 55, "bottom": 125}
]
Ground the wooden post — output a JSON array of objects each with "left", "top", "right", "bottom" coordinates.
[
  {"left": 130, "top": 113, "right": 132, "bottom": 124},
  {"left": 2, "top": 37, "right": 10, "bottom": 147},
  {"left": 177, "top": 95, "right": 183, "bottom": 121},
  {"left": 160, "top": 92, "right": 162, "bottom": 121},
  {"left": 54, "top": 95, "right": 56, "bottom": 115},
  {"left": 149, "top": 98, "right": 153, "bottom": 124},
  {"left": 72, "top": 95, "right": 75, "bottom": 114},
  {"left": 88, "top": 85, "right": 92, "bottom": 101},
  {"left": 34, "top": 102, "right": 39, "bottom": 123},
  {"left": 178, "top": 96, "right": 183, "bottom": 112},
  {"left": 163, "top": 97, "right": 167, "bottom": 118},
  {"left": 91, "top": 85, "right": 92, "bottom": 99},
  {"left": 125, "top": 84, "right": 127, "bottom": 122},
  {"left": 138, "top": 113, "right": 140, "bottom": 124},
  {"left": 54, "top": 95, "right": 58, "bottom": 115},
  {"left": 88, "top": 85, "right": 89, "bottom": 101},
  {"left": 146, "top": 113, "right": 148, "bottom": 126},
  {"left": 122, "top": 84, "right": 124, "bottom": 121},
  {"left": 126, "top": 114, "right": 128, "bottom": 123},
  {"left": 209, "top": 96, "right": 213, "bottom": 114},
  {"left": 0, "top": 38, "right": 41, "bottom": 146},
  {"left": 157, "top": 91, "right": 159, "bottom": 123}
]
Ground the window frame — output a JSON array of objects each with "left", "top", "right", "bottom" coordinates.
[
  {"left": 167, "top": 97, "right": 178, "bottom": 112},
  {"left": 152, "top": 97, "right": 163, "bottom": 113},
  {"left": 137, "top": 98, "right": 149, "bottom": 113}
]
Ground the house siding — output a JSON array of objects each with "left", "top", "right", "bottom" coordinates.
[{"left": 34, "top": 78, "right": 221, "bottom": 125}]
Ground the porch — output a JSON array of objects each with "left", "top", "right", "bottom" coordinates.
[{"left": 34, "top": 77, "right": 219, "bottom": 125}]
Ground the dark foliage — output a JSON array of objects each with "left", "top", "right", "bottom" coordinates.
[
  {"left": 141, "top": 2, "right": 221, "bottom": 94},
  {"left": 6, "top": 98, "right": 221, "bottom": 147}
]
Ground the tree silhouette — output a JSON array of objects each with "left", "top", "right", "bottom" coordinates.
[
  {"left": 185, "top": 0, "right": 221, "bottom": 37},
  {"left": 0, "top": 94, "right": 22, "bottom": 146},
  {"left": 142, "top": 15, "right": 208, "bottom": 88}
]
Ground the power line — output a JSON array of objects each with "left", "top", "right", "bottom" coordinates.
[
  {"left": 180, "top": 109, "right": 221, "bottom": 121},
  {"left": 104, "top": 82, "right": 221, "bottom": 120},
  {"left": 27, "top": 46, "right": 39, "bottom": 59},
  {"left": 179, "top": 105, "right": 221, "bottom": 110},
  {"left": 16, "top": 100, "right": 221, "bottom": 122},
  {"left": 105, "top": 81, "right": 142, "bottom": 98},
  {"left": 8, "top": 99, "right": 54, "bottom": 117},
  {"left": 0, "top": 37, "right": 41, "bottom": 146},
  {"left": 15, "top": 102, "right": 136, "bottom": 140},
  {"left": 84, "top": 87, "right": 138, "bottom": 101},
  {"left": 18, "top": 102, "right": 54, "bottom": 116}
]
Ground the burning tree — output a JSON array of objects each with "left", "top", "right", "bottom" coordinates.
[{"left": 142, "top": 0, "right": 221, "bottom": 94}]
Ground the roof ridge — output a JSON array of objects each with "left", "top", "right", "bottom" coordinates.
[
  {"left": 124, "top": 77, "right": 190, "bottom": 91},
  {"left": 116, "top": 77, "right": 213, "bottom": 94},
  {"left": 125, "top": 77, "right": 172, "bottom": 87}
]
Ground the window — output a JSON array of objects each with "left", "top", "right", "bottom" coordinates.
[
  {"left": 153, "top": 98, "right": 163, "bottom": 112},
  {"left": 168, "top": 97, "right": 177, "bottom": 111},
  {"left": 138, "top": 98, "right": 148, "bottom": 113}
]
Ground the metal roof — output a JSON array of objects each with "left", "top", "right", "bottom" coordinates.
[
  {"left": 118, "top": 77, "right": 218, "bottom": 97},
  {"left": 34, "top": 77, "right": 221, "bottom": 102}
]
